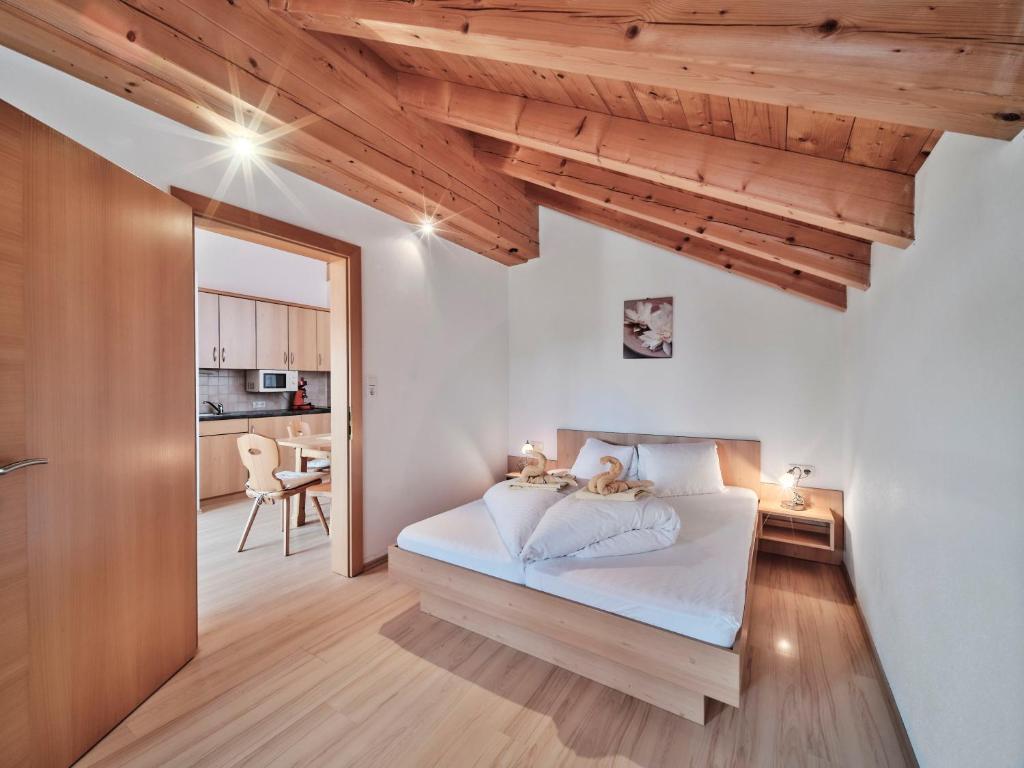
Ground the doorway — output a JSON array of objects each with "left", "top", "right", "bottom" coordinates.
[{"left": 173, "top": 188, "right": 364, "bottom": 577}]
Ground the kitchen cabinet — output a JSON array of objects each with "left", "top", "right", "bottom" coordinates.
[
  {"left": 316, "top": 310, "right": 331, "bottom": 371},
  {"left": 256, "top": 300, "right": 289, "bottom": 369},
  {"left": 199, "top": 290, "right": 328, "bottom": 373},
  {"left": 197, "top": 292, "right": 220, "bottom": 368},
  {"left": 198, "top": 416, "right": 250, "bottom": 499},
  {"left": 218, "top": 295, "right": 257, "bottom": 370},
  {"left": 288, "top": 306, "right": 317, "bottom": 371},
  {"left": 197, "top": 291, "right": 256, "bottom": 370},
  {"left": 198, "top": 413, "right": 331, "bottom": 501}
]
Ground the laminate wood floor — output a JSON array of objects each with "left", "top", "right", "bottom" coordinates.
[{"left": 77, "top": 497, "right": 913, "bottom": 768}]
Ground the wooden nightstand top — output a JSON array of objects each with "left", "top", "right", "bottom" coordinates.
[
  {"left": 758, "top": 482, "right": 844, "bottom": 564},
  {"left": 758, "top": 498, "right": 833, "bottom": 524}
]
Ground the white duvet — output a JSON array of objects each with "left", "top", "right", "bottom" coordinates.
[
  {"left": 519, "top": 492, "right": 680, "bottom": 562},
  {"left": 482, "top": 480, "right": 572, "bottom": 558}
]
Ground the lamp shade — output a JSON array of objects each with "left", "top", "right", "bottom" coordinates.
[
  {"left": 779, "top": 471, "right": 796, "bottom": 488},
  {"left": 521, "top": 441, "right": 534, "bottom": 455}
]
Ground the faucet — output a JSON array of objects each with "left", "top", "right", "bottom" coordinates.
[{"left": 202, "top": 400, "right": 225, "bottom": 415}]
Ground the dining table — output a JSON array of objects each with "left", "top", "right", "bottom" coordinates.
[{"left": 276, "top": 433, "right": 331, "bottom": 527}]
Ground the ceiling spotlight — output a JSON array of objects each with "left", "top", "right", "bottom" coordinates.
[
  {"left": 418, "top": 217, "right": 436, "bottom": 236},
  {"left": 231, "top": 136, "right": 255, "bottom": 158}
]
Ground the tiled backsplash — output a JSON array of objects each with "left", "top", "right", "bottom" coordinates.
[{"left": 197, "top": 369, "right": 330, "bottom": 414}]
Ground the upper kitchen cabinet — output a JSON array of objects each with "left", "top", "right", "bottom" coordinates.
[
  {"left": 256, "top": 301, "right": 289, "bottom": 370},
  {"left": 197, "top": 291, "right": 256, "bottom": 370},
  {"left": 316, "top": 310, "right": 331, "bottom": 372},
  {"left": 217, "top": 295, "right": 257, "bottom": 369},
  {"left": 197, "top": 291, "right": 220, "bottom": 368},
  {"left": 288, "top": 306, "right": 317, "bottom": 371}
]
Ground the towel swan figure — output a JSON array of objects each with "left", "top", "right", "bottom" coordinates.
[
  {"left": 520, "top": 449, "right": 576, "bottom": 487},
  {"left": 586, "top": 456, "right": 652, "bottom": 496}
]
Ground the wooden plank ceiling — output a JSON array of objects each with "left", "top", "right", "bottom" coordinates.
[{"left": 3, "top": 1, "right": 1022, "bottom": 311}]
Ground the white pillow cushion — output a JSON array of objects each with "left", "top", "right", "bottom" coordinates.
[
  {"left": 570, "top": 438, "right": 636, "bottom": 481},
  {"left": 637, "top": 441, "right": 725, "bottom": 497}
]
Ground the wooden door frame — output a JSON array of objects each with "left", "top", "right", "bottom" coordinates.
[{"left": 171, "top": 188, "right": 364, "bottom": 576}]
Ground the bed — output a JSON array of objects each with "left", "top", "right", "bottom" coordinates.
[{"left": 389, "top": 429, "right": 761, "bottom": 724}]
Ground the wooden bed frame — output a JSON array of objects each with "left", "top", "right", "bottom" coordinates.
[{"left": 388, "top": 429, "right": 761, "bottom": 725}]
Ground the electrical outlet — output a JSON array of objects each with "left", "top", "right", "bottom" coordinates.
[
  {"left": 254, "top": 401, "right": 266, "bottom": 409},
  {"left": 368, "top": 375, "right": 378, "bottom": 397}
]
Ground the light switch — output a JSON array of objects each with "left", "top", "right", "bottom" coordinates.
[{"left": 368, "top": 376, "right": 378, "bottom": 397}]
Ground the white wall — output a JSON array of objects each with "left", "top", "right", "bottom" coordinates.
[
  {"left": 0, "top": 46, "right": 510, "bottom": 561},
  {"left": 196, "top": 229, "right": 330, "bottom": 308},
  {"left": 842, "top": 132, "right": 1024, "bottom": 768},
  {"left": 509, "top": 209, "right": 847, "bottom": 487}
]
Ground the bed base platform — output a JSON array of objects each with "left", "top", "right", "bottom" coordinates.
[{"left": 388, "top": 540, "right": 757, "bottom": 725}]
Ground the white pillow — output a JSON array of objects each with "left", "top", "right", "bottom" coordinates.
[
  {"left": 570, "top": 437, "right": 637, "bottom": 481},
  {"left": 637, "top": 441, "right": 724, "bottom": 497}
]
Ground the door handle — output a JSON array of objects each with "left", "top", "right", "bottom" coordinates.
[
  {"left": 0, "top": 458, "right": 48, "bottom": 476},
  {"left": 221, "top": 347, "right": 226, "bottom": 364},
  {"left": 213, "top": 345, "right": 218, "bottom": 364},
  {"left": 284, "top": 350, "right": 288, "bottom": 366}
]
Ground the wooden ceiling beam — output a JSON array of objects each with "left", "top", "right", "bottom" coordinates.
[
  {"left": 399, "top": 74, "right": 915, "bottom": 247},
  {"left": 273, "top": 0, "right": 1024, "bottom": 140},
  {"left": 0, "top": 0, "right": 538, "bottom": 264},
  {"left": 526, "top": 185, "right": 847, "bottom": 312},
  {"left": 477, "top": 137, "right": 871, "bottom": 289}
]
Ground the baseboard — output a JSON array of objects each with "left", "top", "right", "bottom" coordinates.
[
  {"left": 841, "top": 563, "right": 920, "bottom": 768},
  {"left": 362, "top": 552, "right": 388, "bottom": 572}
]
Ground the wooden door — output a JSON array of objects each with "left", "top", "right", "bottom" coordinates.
[
  {"left": 288, "top": 305, "right": 317, "bottom": 371},
  {"left": 316, "top": 309, "right": 331, "bottom": 371},
  {"left": 217, "top": 295, "right": 256, "bottom": 370},
  {"left": 256, "top": 300, "right": 289, "bottom": 370},
  {"left": 197, "top": 291, "right": 220, "bottom": 368},
  {"left": 0, "top": 102, "right": 197, "bottom": 767},
  {"left": 328, "top": 260, "right": 357, "bottom": 574}
]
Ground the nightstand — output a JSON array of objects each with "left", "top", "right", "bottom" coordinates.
[{"left": 757, "top": 483, "right": 844, "bottom": 565}]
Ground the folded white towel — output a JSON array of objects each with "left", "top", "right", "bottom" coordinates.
[
  {"left": 510, "top": 481, "right": 570, "bottom": 492},
  {"left": 574, "top": 487, "right": 650, "bottom": 502}
]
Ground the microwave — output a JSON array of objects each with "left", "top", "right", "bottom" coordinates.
[{"left": 245, "top": 369, "right": 298, "bottom": 393}]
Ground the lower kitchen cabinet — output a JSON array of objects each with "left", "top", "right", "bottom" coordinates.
[
  {"left": 198, "top": 412, "right": 331, "bottom": 502},
  {"left": 198, "top": 432, "right": 249, "bottom": 499}
]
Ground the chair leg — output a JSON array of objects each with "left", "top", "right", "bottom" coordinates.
[
  {"left": 282, "top": 502, "right": 291, "bottom": 557},
  {"left": 237, "top": 497, "right": 262, "bottom": 553},
  {"left": 312, "top": 496, "right": 329, "bottom": 535}
]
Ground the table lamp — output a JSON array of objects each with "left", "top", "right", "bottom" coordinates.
[{"left": 779, "top": 466, "right": 812, "bottom": 510}]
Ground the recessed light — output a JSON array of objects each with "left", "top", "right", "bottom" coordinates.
[{"left": 231, "top": 136, "right": 255, "bottom": 158}]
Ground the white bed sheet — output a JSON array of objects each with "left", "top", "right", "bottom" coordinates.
[
  {"left": 524, "top": 487, "right": 758, "bottom": 647},
  {"left": 396, "top": 499, "right": 526, "bottom": 584}
]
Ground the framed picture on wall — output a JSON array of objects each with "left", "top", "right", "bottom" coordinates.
[{"left": 623, "top": 297, "right": 673, "bottom": 359}]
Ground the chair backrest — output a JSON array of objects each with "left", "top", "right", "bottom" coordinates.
[
  {"left": 286, "top": 420, "right": 313, "bottom": 439},
  {"left": 236, "top": 433, "right": 283, "bottom": 492}
]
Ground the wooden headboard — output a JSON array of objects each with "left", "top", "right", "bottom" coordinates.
[{"left": 556, "top": 429, "right": 761, "bottom": 498}]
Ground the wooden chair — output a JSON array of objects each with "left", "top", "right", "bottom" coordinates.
[
  {"left": 286, "top": 420, "right": 331, "bottom": 472},
  {"left": 236, "top": 433, "right": 330, "bottom": 556}
]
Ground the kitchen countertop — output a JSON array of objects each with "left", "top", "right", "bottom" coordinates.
[{"left": 198, "top": 406, "right": 331, "bottom": 422}]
